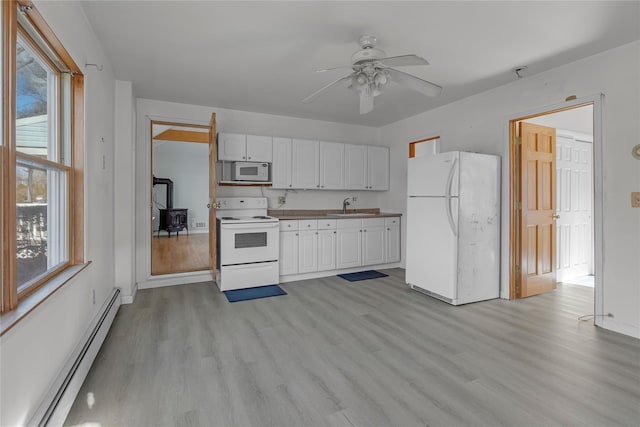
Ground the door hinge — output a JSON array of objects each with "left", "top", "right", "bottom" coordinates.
[
  {"left": 515, "top": 136, "right": 521, "bottom": 145},
  {"left": 516, "top": 265, "right": 521, "bottom": 273},
  {"left": 517, "top": 201, "right": 522, "bottom": 210}
]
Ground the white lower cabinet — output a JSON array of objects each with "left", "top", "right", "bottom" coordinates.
[
  {"left": 362, "top": 218, "right": 386, "bottom": 265},
  {"left": 279, "top": 221, "right": 299, "bottom": 275},
  {"left": 280, "top": 217, "right": 400, "bottom": 278},
  {"left": 386, "top": 217, "right": 401, "bottom": 263},
  {"left": 317, "top": 225, "right": 337, "bottom": 271},
  {"left": 336, "top": 219, "right": 363, "bottom": 269}
]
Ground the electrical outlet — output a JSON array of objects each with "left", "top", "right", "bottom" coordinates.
[
  {"left": 278, "top": 196, "right": 286, "bottom": 205},
  {"left": 351, "top": 196, "right": 357, "bottom": 202},
  {"left": 632, "top": 192, "right": 640, "bottom": 208},
  {"left": 196, "top": 222, "right": 206, "bottom": 228}
]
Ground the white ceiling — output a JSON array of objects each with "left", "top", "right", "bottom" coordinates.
[{"left": 81, "top": 1, "right": 639, "bottom": 127}]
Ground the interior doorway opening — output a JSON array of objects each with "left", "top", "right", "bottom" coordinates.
[
  {"left": 150, "top": 121, "right": 211, "bottom": 276},
  {"left": 509, "top": 102, "right": 598, "bottom": 300}
]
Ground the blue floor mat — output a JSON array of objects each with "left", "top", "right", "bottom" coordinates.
[
  {"left": 224, "top": 285, "right": 287, "bottom": 303},
  {"left": 338, "top": 270, "right": 389, "bottom": 282}
]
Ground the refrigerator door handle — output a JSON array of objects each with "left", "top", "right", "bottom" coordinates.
[
  {"left": 445, "top": 196, "right": 458, "bottom": 236},
  {"left": 445, "top": 157, "right": 458, "bottom": 198}
]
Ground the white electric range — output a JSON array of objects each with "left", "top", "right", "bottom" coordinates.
[{"left": 215, "top": 197, "right": 279, "bottom": 291}]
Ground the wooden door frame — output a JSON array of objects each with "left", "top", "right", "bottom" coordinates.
[{"left": 506, "top": 95, "right": 604, "bottom": 320}]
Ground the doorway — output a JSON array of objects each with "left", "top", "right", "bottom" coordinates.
[
  {"left": 509, "top": 99, "right": 601, "bottom": 303},
  {"left": 150, "top": 120, "right": 214, "bottom": 276}
]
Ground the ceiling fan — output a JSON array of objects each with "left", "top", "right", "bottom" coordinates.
[{"left": 302, "top": 35, "right": 442, "bottom": 115}]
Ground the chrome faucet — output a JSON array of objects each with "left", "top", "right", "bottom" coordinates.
[{"left": 342, "top": 197, "right": 351, "bottom": 214}]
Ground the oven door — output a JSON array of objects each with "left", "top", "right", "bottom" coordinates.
[{"left": 220, "top": 222, "right": 279, "bottom": 266}]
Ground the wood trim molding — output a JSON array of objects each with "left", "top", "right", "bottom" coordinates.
[
  {"left": 409, "top": 135, "right": 440, "bottom": 158},
  {"left": 154, "top": 129, "right": 209, "bottom": 144},
  {"left": 71, "top": 73, "right": 85, "bottom": 264},
  {"left": 2, "top": 0, "right": 18, "bottom": 311}
]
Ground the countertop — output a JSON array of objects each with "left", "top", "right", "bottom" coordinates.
[{"left": 267, "top": 208, "right": 402, "bottom": 221}]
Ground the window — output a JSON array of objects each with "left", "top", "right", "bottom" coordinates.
[{"left": 2, "top": 0, "right": 84, "bottom": 316}]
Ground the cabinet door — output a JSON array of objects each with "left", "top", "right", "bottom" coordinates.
[
  {"left": 279, "top": 231, "right": 299, "bottom": 275},
  {"left": 336, "top": 227, "right": 362, "bottom": 269},
  {"left": 344, "top": 144, "right": 368, "bottom": 190},
  {"left": 218, "top": 133, "right": 247, "bottom": 161},
  {"left": 363, "top": 225, "right": 386, "bottom": 265},
  {"left": 272, "top": 137, "right": 292, "bottom": 189},
  {"left": 246, "top": 135, "right": 273, "bottom": 162},
  {"left": 298, "top": 230, "right": 318, "bottom": 273},
  {"left": 368, "top": 146, "right": 390, "bottom": 190},
  {"left": 292, "top": 139, "right": 320, "bottom": 189},
  {"left": 319, "top": 141, "right": 345, "bottom": 190},
  {"left": 317, "top": 230, "right": 337, "bottom": 271},
  {"left": 386, "top": 225, "right": 401, "bottom": 263}
]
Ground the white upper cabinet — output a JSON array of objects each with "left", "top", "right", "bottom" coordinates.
[
  {"left": 217, "top": 133, "right": 272, "bottom": 162},
  {"left": 319, "top": 141, "right": 345, "bottom": 190},
  {"left": 272, "top": 137, "right": 293, "bottom": 189},
  {"left": 344, "top": 144, "right": 368, "bottom": 190},
  {"left": 292, "top": 139, "right": 320, "bottom": 189},
  {"left": 368, "top": 146, "right": 390, "bottom": 190},
  {"left": 246, "top": 135, "right": 272, "bottom": 162},
  {"left": 217, "top": 133, "right": 247, "bottom": 161}
]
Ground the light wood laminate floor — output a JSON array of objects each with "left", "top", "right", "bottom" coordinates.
[
  {"left": 151, "top": 233, "right": 209, "bottom": 276},
  {"left": 65, "top": 269, "right": 640, "bottom": 427}
]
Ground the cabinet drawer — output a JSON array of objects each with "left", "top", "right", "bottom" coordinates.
[
  {"left": 363, "top": 217, "right": 385, "bottom": 228},
  {"left": 337, "top": 218, "right": 362, "bottom": 229},
  {"left": 317, "top": 219, "right": 337, "bottom": 230},
  {"left": 385, "top": 217, "right": 400, "bottom": 227},
  {"left": 280, "top": 220, "right": 298, "bottom": 231},
  {"left": 299, "top": 219, "right": 318, "bottom": 230}
]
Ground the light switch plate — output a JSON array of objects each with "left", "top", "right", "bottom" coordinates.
[{"left": 632, "top": 192, "right": 640, "bottom": 208}]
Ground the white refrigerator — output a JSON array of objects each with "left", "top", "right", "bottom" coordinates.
[{"left": 406, "top": 151, "right": 500, "bottom": 305}]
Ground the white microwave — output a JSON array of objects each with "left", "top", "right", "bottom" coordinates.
[{"left": 231, "top": 161, "right": 269, "bottom": 181}]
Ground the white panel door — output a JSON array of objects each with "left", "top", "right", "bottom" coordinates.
[
  {"left": 363, "top": 224, "right": 386, "bottom": 265},
  {"left": 336, "top": 228, "right": 362, "bottom": 269},
  {"left": 292, "top": 139, "right": 320, "bottom": 189},
  {"left": 405, "top": 197, "right": 458, "bottom": 299},
  {"left": 319, "top": 141, "right": 345, "bottom": 189},
  {"left": 217, "top": 133, "right": 246, "bottom": 161},
  {"left": 317, "top": 230, "right": 336, "bottom": 271},
  {"left": 298, "top": 230, "right": 318, "bottom": 273},
  {"left": 367, "top": 146, "right": 389, "bottom": 190},
  {"left": 555, "top": 136, "right": 593, "bottom": 282},
  {"left": 246, "top": 135, "right": 272, "bottom": 162},
  {"left": 272, "top": 137, "right": 292, "bottom": 189},
  {"left": 386, "top": 225, "right": 401, "bottom": 263},
  {"left": 344, "top": 144, "right": 368, "bottom": 190},
  {"left": 279, "top": 231, "right": 299, "bottom": 275}
]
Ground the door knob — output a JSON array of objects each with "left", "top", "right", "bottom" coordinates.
[{"left": 551, "top": 214, "right": 560, "bottom": 219}]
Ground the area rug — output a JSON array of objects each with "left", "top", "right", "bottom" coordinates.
[
  {"left": 224, "top": 285, "right": 287, "bottom": 303},
  {"left": 338, "top": 270, "right": 388, "bottom": 282}
]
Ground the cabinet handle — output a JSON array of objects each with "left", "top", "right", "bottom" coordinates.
[
  {"left": 316, "top": 185, "right": 320, "bottom": 188},
  {"left": 333, "top": 231, "right": 336, "bottom": 234},
  {"left": 387, "top": 228, "right": 390, "bottom": 231},
  {"left": 296, "top": 233, "right": 298, "bottom": 236},
  {"left": 248, "top": 157, "right": 252, "bottom": 160},
  {"left": 315, "top": 232, "right": 318, "bottom": 235},
  {"left": 243, "top": 156, "right": 246, "bottom": 159},
  {"left": 289, "top": 185, "right": 292, "bottom": 187},
  {"left": 321, "top": 185, "right": 324, "bottom": 188},
  {"left": 364, "top": 229, "right": 367, "bottom": 232}
]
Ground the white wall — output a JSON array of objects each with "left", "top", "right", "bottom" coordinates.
[
  {"left": 153, "top": 141, "right": 210, "bottom": 231},
  {"left": 379, "top": 41, "right": 640, "bottom": 338},
  {"left": 114, "top": 80, "right": 136, "bottom": 302},
  {"left": 134, "top": 99, "right": 382, "bottom": 287},
  {"left": 0, "top": 2, "right": 117, "bottom": 426}
]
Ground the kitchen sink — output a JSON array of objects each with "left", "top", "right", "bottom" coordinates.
[{"left": 327, "top": 213, "right": 376, "bottom": 217}]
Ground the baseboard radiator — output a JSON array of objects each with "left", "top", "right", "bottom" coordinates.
[{"left": 28, "top": 288, "right": 121, "bottom": 427}]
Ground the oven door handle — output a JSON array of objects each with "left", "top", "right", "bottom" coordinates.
[{"left": 221, "top": 222, "right": 279, "bottom": 230}]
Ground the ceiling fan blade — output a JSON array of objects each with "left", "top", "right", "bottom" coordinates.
[
  {"left": 378, "top": 54, "right": 429, "bottom": 68},
  {"left": 316, "top": 65, "right": 352, "bottom": 73},
  {"left": 387, "top": 68, "right": 442, "bottom": 97},
  {"left": 360, "top": 92, "right": 374, "bottom": 115},
  {"left": 302, "top": 74, "right": 354, "bottom": 104}
]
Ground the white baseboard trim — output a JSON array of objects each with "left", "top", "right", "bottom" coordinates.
[
  {"left": 120, "top": 283, "right": 137, "bottom": 304},
  {"left": 279, "top": 263, "right": 402, "bottom": 283},
  {"left": 28, "top": 288, "right": 121, "bottom": 427},
  {"left": 138, "top": 271, "right": 214, "bottom": 290}
]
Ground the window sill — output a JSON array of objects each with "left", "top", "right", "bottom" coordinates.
[{"left": 0, "top": 261, "right": 91, "bottom": 337}]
